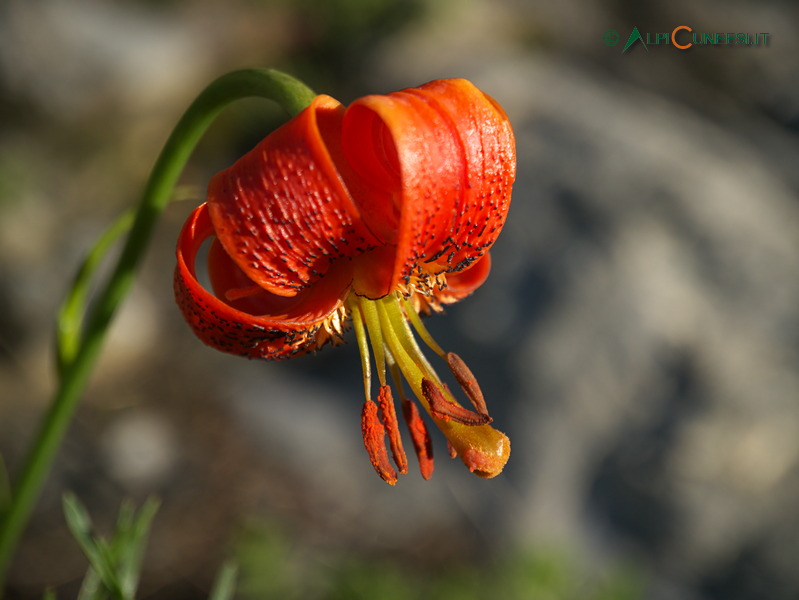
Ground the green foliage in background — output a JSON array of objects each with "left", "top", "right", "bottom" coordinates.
[
  {"left": 39, "top": 500, "right": 646, "bottom": 600},
  {"left": 51, "top": 495, "right": 237, "bottom": 600},
  {"left": 61, "top": 494, "right": 159, "bottom": 600},
  {"left": 235, "top": 520, "right": 646, "bottom": 600}
]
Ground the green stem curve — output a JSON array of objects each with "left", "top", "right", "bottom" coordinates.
[{"left": 0, "top": 68, "right": 316, "bottom": 593}]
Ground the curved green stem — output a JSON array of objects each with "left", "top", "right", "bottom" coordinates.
[{"left": 0, "top": 68, "right": 316, "bottom": 593}]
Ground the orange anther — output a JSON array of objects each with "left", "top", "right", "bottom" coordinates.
[
  {"left": 361, "top": 399, "right": 397, "bottom": 485},
  {"left": 422, "top": 378, "right": 492, "bottom": 426},
  {"left": 447, "top": 352, "right": 489, "bottom": 418},
  {"left": 377, "top": 386, "right": 408, "bottom": 475},
  {"left": 402, "top": 398, "right": 434, "bottom": 480}
]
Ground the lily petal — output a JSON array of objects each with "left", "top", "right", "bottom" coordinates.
[
  {"left": 207, "top": 94, "right": 379, "bottom": 298},
  {"left": 433, "top": 252, "right": 492, "bottom": 306},
  {"left": 412, "top": 80, "right": 516, "bottom": 273},
  {"left": 341, "top": 79, "right": 515, "bottom": 297},
  {"left": 174, "top": 203, "right": 351, "bottom": 359}
]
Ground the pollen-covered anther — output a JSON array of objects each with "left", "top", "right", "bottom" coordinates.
[
  {"left": 401, "top": 398, "right": 434, "bottom": 480},
  {"left": 377, "top": 385, "right": 408, "bottom": 475},
  {"left": 361, "top": 398, "right": 397, "bottom": 485},
  {"left": 421, "top": 378, "right": 492, "bottom": 426},
  {"left": 446, "top": 352, "right": 490, "bottom": 418}
]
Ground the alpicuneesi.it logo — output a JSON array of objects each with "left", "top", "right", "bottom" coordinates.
[{"left": 602, "top": 26, "right": 770, "bottom": 52}]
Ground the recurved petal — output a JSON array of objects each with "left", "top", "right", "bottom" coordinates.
[
  {"left": 433, "top": 253, "right": 492, "bottom": 306},
  {"left": 341, "top": 79, "right": 515, "bottom": 297},
  {"left": 174, "top": 203, "right": 352, "bottom": 359},
  {"left": 207, "top": 94, "right": 379, "bottom": 298},
  {"left": 411, "top": 80, "right": 516, "bottom": 273}
]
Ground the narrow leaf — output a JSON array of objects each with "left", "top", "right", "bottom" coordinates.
[
  {"left": 62, "top": 493, "right": 124, "bottom": 599},
  {"left": 76, "top": 568, "right": 105, "bottom": 600},
  {"left": 208, "top": 561, "right": 239, "bottom": 600},
  {"left": 117, "top": 497, "right": 159, "bottom": 598},
  {"left": 55, "top": 210, "right": 133, "bottom": 376}
]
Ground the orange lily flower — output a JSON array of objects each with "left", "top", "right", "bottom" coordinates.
[{"left": 174, "top": 78, "right": 516, "bottom": 484}]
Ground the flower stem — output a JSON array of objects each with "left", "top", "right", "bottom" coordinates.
[{"left": 0, "top": 69, "right": 316, "bottom": 593}]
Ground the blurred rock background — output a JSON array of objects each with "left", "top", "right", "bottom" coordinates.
[{"left": 1, "top": 0, "right": 798, "bottom": 598}]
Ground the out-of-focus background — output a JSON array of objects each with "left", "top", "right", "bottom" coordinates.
[{"left": 1, "top": 0, "right": 798, "bottom": 598}]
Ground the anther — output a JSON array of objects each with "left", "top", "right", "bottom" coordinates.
[
  {"left": 402, "top": 398, "right": 434, "bottom": 480},
  {"left": 361, "top": 399, "right": 397, "bottom": 485},
  {"left": 446, "top": 352, "right": 490, "bottom": 418},
  {"left": 378, "top": 386, "right": 408, "bottom": 475},
  {"left": 421, "top": 378, "right": 492, "bottom": 426}
]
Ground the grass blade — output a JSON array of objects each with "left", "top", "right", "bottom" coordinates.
[
  {"left": 62, "top": 493, "right": 124, "bottom": 599},
  {"left": 208, "top": 561, "right": 239, "bottom": 600}
]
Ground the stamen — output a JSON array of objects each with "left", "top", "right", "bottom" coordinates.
[
  {"left": 359, "top": 297, "right": 388, "bottom": 386},
  {"left": 447, "top": 352, "right": 489, "bottom": 418},
  {"left": 353, "top": 292, "right": 510, "bottom": 481},
  {"left": 402, "top": 398, "right": 434, "bottom": 480},
  {"left": 361, "top": 399, "right": 397, "bottom": 485},
  {"left": 402, "top": 294, "right": 445, "bottom": 358},
  {"left": 422, "top": 378, "right": 492, "bottom": 426},
  {"left": 377, "top": 295, "right": 436, "bottom": 384},
  {"left": 385, "top": 352, "right": 406, "bottom": 399},
  {"left": 386, "top": 357, "right": 434, "bottom": 479},
  {"left": 350, "top": 302, "right": 372, "bottom": 400},
  {"left": 377, "top": 385, "right": 408, "bottom": 474}
]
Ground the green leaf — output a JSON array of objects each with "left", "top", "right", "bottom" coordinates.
[
  {"left": 62, "top": 493, "right": 94, "bottom": 542},
  {"left": 208, "top": 561, "right": 239, "bottom": 600},
  {"left": 76, "top": 568, "right": 105, "bottom": 600},
  {"left": 55, "top": 210, "right": 134, "bottom": 377},
  {"left": 116, "top": 497, "right": 159, "bottom": 598},
  {"left": 62, "top": 493, "right": 125, "bottom": 599},
  {"left": 71, "top": 495, "right": 159, "bottom": 600}
]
